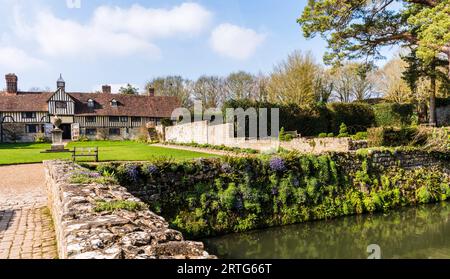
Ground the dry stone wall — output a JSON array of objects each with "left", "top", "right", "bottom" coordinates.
[{"left": 43, "top": 160, "right": 215, "bottom": 259}]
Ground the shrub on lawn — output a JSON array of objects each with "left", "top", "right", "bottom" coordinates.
[
  {"left": 352, "top": 132, "right": 368, "bottom": 141},
  {"left": 367, "top": 126, "right": 425, "bottom": 147},
  {"left": 34, "top": 133, "right": 50, "bottom": 143},
  {"left": 337, "top": 123, "right": 349, "bottom": 138},
  {"left": 373, "top": 103, "right": 415, "bottom": 127}
]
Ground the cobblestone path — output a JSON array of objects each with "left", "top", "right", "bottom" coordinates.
[{"left": 0, "top": 164, "right": 57, "bottom": 259}]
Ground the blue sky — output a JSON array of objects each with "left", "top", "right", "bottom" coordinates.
[{"left": 0, "top": 0, "right": 397, "bottom": 92}]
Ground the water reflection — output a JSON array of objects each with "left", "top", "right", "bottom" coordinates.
[{"left": 203, "top": 202, "right": 450, "bottom": 259}]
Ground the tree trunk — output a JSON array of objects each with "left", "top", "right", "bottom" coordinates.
[{"left": 429, "top": 62, "right": 437, "bottom": 126}]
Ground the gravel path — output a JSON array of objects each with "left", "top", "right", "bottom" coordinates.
[{"left": 0, "top": 164, "right": 57, "bottom": 259}]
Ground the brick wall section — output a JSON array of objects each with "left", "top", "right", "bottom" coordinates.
[{"left": 43, "top": 160, "right": 215, "bottom": 259}]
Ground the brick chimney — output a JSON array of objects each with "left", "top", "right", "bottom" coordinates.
[
  {"left": 102, "top": 85, "right": 112, "bottom": 94},
  {"left": 5, "top": 73, "right": 18, "bottom": 95},
  {"left": 148, "top": 87, "right": 155, "bottom": 97}
]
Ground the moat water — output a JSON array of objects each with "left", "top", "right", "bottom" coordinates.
[{"left": 203, "top": 202, "right": 450, "bottom": 259}]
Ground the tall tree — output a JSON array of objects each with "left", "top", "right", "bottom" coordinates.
[
  {"left": 193, "top": 76, "right": 225, "bottom": 108},
  {"left": 376, "top": 57, "right": 412, "bottom": 103},
  {"left": 332, "top": 63, "right": 375, "bottom": 102},
  {"left": 145, "top": 76, "right": 192, "bottom": 108},
  {"left": 224, "top": 71, "right": 257, "bottom": 100},
  {"left": 298, "top": 0, "right": 450, "bottom": 124},
  {"left": 119, "top": 84, "right": 139, "bottom": 95},
  {"left": 314, "top": 68, "right": 334, "bottom": 103},
  {"left": 268, "top": 50, "right": 319, "bottom": 106}
]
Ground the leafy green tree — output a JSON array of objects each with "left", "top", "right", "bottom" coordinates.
[
  {"left": 298, "top": 0, "right": 450, "bottom": 124},
  {"left": 119, "top": 84, "right": 139, "bottom": 95}
]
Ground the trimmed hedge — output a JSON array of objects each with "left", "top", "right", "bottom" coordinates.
[
  {"left": 373, "top": 103, "right": 415, "bottom": 127},
  {"left": 223, "top": 100, "right": 375, "bottom": 137},
  {"left": 436, "top": 98, "right": 450, "bottom": 107},
  {"left": 328, "top": 102, "right": 375, "bottom": 134},
  {"left": 97, "top": 152, "right": 450, "bottom": 238},
  {"left": 367, "top": 127, "right": 427, "bottom": 147}
]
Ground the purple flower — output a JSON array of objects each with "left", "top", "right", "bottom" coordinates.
[
  {"left": 90, "top": 173, "right": 101, "bottom": 178},
  {"left": 269, "top": 157, "right": 286, "bottom": 172},
  {"left": 126, "top": 165, "right": 139, "bottom": 182},
  {"left": 220, "top": 163, "right": 232, "bottom": 173},
  {"left": 235, "top": 197, "right": 244, "bottom": 211},
  {"left": 147, "top": 165, "right": 158, "bottom": 174},
  {"left": 271, "top": 187, "right": 279, "bottom": 195}
]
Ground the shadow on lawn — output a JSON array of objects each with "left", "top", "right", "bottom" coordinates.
[{"left": 0, "top": 143, "right": 50, "bottom": 150}]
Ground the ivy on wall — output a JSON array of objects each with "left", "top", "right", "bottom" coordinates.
[{"left": 96, "top": 152, "right": 450, "bottom": 238}]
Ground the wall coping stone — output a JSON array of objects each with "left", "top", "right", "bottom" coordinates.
[{"left": 43, "top": 160, "right": 216, "bottom": 259}]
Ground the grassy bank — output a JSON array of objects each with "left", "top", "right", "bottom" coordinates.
[{"left": 0, "top": 141, "right": 217, "bottom": 165}]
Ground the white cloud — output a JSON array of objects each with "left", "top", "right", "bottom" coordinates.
[
  {"left": 13, "top": 2, "right": 212, "bottom": 58},
  {"left": 0, "top": 46, "right": 45, "bottom": 70},
  {"left": 92, "top": 3, "right": 212, "bottom": 39},
  {"left": 210, "top": 23, "right": 266, "bottom": 60}
]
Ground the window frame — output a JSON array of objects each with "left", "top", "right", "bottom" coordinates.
[
  {"left": 21, "top": 112, "right": 36, "bottom": 119},
  {"left": 86, "top": 116, "right": 96, "bottom": 123},
  {"left": 120, "top": 116, "right": 128, "bottom": 123},
  {"left": 131, "top": 117, "right": 142, "bottom": 123},
  {"left": 85, "top": 128, "right": 97, "bottom": 136},
  {"left": 26, "top": 124, "right": 38, "bottom": 134},
  {"left": 87, "top": 99, "right": 95, "bottom": 109},
  {"left": 55, "top": 101, "right": 67, "bottom": 109},
  {"left": 109, "top": 116, "right": 120, "bottom": 123},
  {"left": 109, "top": 128, "right": 121, "bottom": 136}
]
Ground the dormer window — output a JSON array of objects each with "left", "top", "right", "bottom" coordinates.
[
  {"left": 87, "top": 99, "right": 95, "bottom": 108},
  {"left": 111, "top": 99, "right": 118, "bottom": 108}
]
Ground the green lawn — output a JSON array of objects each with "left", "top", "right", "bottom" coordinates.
[{"left": 0, "top": 141, "right": 218, "bottom": 165}]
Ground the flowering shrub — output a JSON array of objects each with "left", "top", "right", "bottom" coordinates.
[{"left": 269, "top": 157, "right": 286, "bottom": 172}]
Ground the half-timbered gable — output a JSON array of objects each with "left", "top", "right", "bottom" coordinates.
[{"left": 48, "top": 88, "right": 75, "bottom": 116}]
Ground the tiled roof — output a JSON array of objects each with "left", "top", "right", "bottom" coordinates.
[
  {"left": 0, "top": 91, "right": 181, "bottom": 117},
  {"left": 0, "top": 92, "right": 53, "bottom": 112},
  {"left": 69, "top": 93, "right": 180, "bottom": 117}
]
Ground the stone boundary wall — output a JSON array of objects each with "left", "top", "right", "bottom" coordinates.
[
  {"left": 165, "top": 121, "right": 366, "bottom": 153},
  {"left": 436, "top": 105, "right": 450, "bottom": 126},
  {"left": 281, "top": 137, "right": 368, "bottom": 154},
  {"left": 333, "top": 150, "right": 450, "bottom": 175},
  {"left": 43, "top": 160, "right": 215, "bottom": 259}
]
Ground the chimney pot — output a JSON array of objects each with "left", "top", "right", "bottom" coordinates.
[
  {"left": 148, "top": 87, "right": 155, "bottom": 97},
  {"left": 102, "top": 85, "right": 112, "bottom": 94},
  {"left": 5, "top": 73, "right": 18, "bottom": 94}
]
